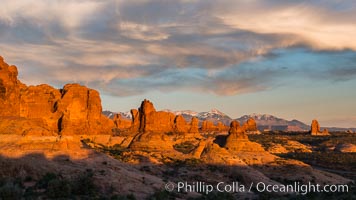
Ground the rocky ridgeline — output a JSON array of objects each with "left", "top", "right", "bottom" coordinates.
[
  {"left": 112, "top": 99, "right": 262, "bottom": 135},
  {"left": 113, "top": 99, "right": 232, "bottom": 134},
  {"left": 0, "top": 56, "right": 114, "bottom": 136}
]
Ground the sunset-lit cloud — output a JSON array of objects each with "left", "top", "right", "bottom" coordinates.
[
  {"left": 1, "top": 0, "right": 356, "bottom": 95},
  {"left": 0, "top": 0, "right": 355, "bottom": 126}
]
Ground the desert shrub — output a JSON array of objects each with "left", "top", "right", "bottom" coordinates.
[
  {"left": 46, "top": 179, "right": 72, "bottom": 198},
  {"left": 36, "top": 172, "right": 58, "bottom": 189},
  {"left": 173, "top": 141, "right": 196, "bottom": 154},
  {"left": 140, "top": 166, "right": 151, "bottom": 172},
  {"left": 279, "top": 152, "right": 356, "bottom": 171},
  {"left": 71, "top": 170, "right": 97, "bottom": 196},
  {"left": 165, "top": 158, "right": 202, "bottom": 168},
  {"left": 207, "top": 165, "right": 218, "bottom": 172},
  {"left": 0, "top": 182, "right": 23, "bottom": 200},
  {"left": 184, "top": 158, "right": 202, "bottom": 166}
]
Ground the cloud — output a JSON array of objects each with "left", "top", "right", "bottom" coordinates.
[
  {"left": 215, "top": 0, "right": 356, "bottom": 50},
  {"left": 0, "top": 0, "right": 355, "bottom": 97}
]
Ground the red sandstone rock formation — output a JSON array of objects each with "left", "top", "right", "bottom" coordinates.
[
  {"left": 113, "top": 113, "right": 132, "bottom": 130},
  {"left": 243, "top": 118, "right": 258, "bottom": 132},
  {"left": 310, "top": 119, "right": 320, "bottom": 135},
  {"left": 216, "top": 122, "right": 229, "bottom": 132},
  {"left": 0, "top": 56, "right": 26, "bottom": 116},
  {"left": 128, "top": 99, "right": 200, "bottom": 134},
  {"left": 322, "top": 128, "right": 329, "bottom": 135},
  {"left": 58, "top": 84, "right": 114, "bottom": 135},
  {"left": 201, "top": 120, "right": 216, "bottom": 132},
  {"left": 225, "top": 121, "right": 248, "bottom": 150},
  {"left": 310, "top": 119, "right": 329, "bottom": 136},
  {"left": 224, "top": 121, "right": 265, "bottom": 152},
  {"left": 189, "top": 117, "right": 199, "bottom": 133},
  {"left": 0, "top": 56, "right": 114, "bottom": 136},
  {"left": 138, "top": 99, "right": 175, "bottom": 133},
  {"left": 174, "top": 115, "right": 189, "bottom": 133},
  {"left": 130, "top": 109, "right": 140, "bottom": 132}
]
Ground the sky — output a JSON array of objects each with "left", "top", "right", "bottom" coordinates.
[{"left": 0, "top": 0, "right": 356, "bottom": 127}]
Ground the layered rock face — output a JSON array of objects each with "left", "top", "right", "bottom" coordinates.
[
  {"left": 0, "top": 56, "right": 114, "bottom": 136},
  {"left": 310, "top": 119, "right": 329, "bottom": 136},
  {"left": 139, "top": 99, "right": 175, "bottom": 133},
  {"left": 57, "top": 84, "right": 114, "bottom": 135},
  {"left": 0, "top": 56, "right": 26, "bottom": 116}
]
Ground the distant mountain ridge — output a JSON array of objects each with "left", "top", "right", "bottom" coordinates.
[
  {"left": 236, "top": 113, "right": 309, "bottom": 131},
  {"left": 163, "top": 109, "right": 232, "bottom": 126},
  {"left": 103, "top": 110, "right": 355, "bottom": 132}
]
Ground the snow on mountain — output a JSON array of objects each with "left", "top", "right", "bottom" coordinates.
[
  {"left": 162, "top": 109, "right": 199, "bottom": 117},
  {"left": 159, "top": 109, "right": 232, "bottom": 125},
  {"left": 102, "top": 110, "right": 132, "bottom": 119},
  {"left": 120, "top": 111, "right": 132, "bottom": 119}
]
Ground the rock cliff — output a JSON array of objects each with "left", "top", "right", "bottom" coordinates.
[{"left": 0, "top": 56, "right": 114, "bottom": 136}]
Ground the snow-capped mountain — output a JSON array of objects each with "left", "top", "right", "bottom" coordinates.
[
  {"left": 163, "top": 109, "right": 232, "bottom": 125},
  {"left": 162, "top": 109, "right": 199, "bottom": 117},
  {"left": 195, "top": 109, "right": 232, "bottom": 125},
  {"left": 102, "top": 110, "right": 132, "bottom": 119}
]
